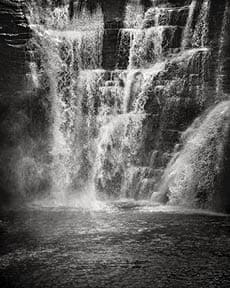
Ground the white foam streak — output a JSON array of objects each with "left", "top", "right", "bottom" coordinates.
[{"left": 181, "top": 0, "right": 196, "bottom": 49}]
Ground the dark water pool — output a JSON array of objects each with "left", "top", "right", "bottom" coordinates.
[{"left": 0, "top": 202, "right": 230, "bottom": 288}]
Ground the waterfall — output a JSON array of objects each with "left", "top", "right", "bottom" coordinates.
[
  {"left": 124, "top": 0, "right": 145, "bottom": 29},
  {"left": 19, "top": 0, "right": 230, "bottom": 212},
  {"left": 153, "top": 102, "right": 230, "bottom": 212},
  {"left": 181, "top": 0, "right": 196, "bottom": 49},
  {"left": 26, "top": 3, "right": 104, "bottom": 205},
  {"left": 192, "top": 0, "right": 210, "bottom": 48}
]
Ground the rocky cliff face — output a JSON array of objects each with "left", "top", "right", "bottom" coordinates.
[
  {"left": 0, "top": 0, "right": 30, "bottom": 94},
  {"left": 0, "top": 0, "right": 30, "bottom": 205}
]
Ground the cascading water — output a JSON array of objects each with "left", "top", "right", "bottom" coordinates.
[
  {"left": 191, "top": 0, "right": 210, "bottom": 48},
  {"left": 153, "top": 101, "right": 230, "bottom": 211},
  {"left": 23, "top": 0, "right": 230, "bottom": 212},
  {"left": 27, "top": 2, "right": 104, "bottom": 206},
  {"left": 114, "top": 0, "right": 229, "bottom": 210},
  {"left": 181, "top": 0, "right": 196, "bottom": 49}
]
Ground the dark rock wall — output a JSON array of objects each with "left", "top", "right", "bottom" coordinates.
[
  {"left": 0, "top": 0, "right": 31, "bottom": 205},
  {"left": 101, "top": 0, "right": 127, "bottom": 69},
  {"left": 0, "top": 0, "right": 51, "bottom": 205},
  {"left": 0, "top": 0, "right": 30, "bottom": 95}
]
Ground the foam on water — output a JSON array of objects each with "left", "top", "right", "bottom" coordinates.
[{"left": 29, "top": 198, "right": 229, "bottom": 218}]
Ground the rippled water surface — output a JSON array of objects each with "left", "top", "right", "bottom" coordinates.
[{"left": 0, "top": 202, "right": 229, "bottom": 288}]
